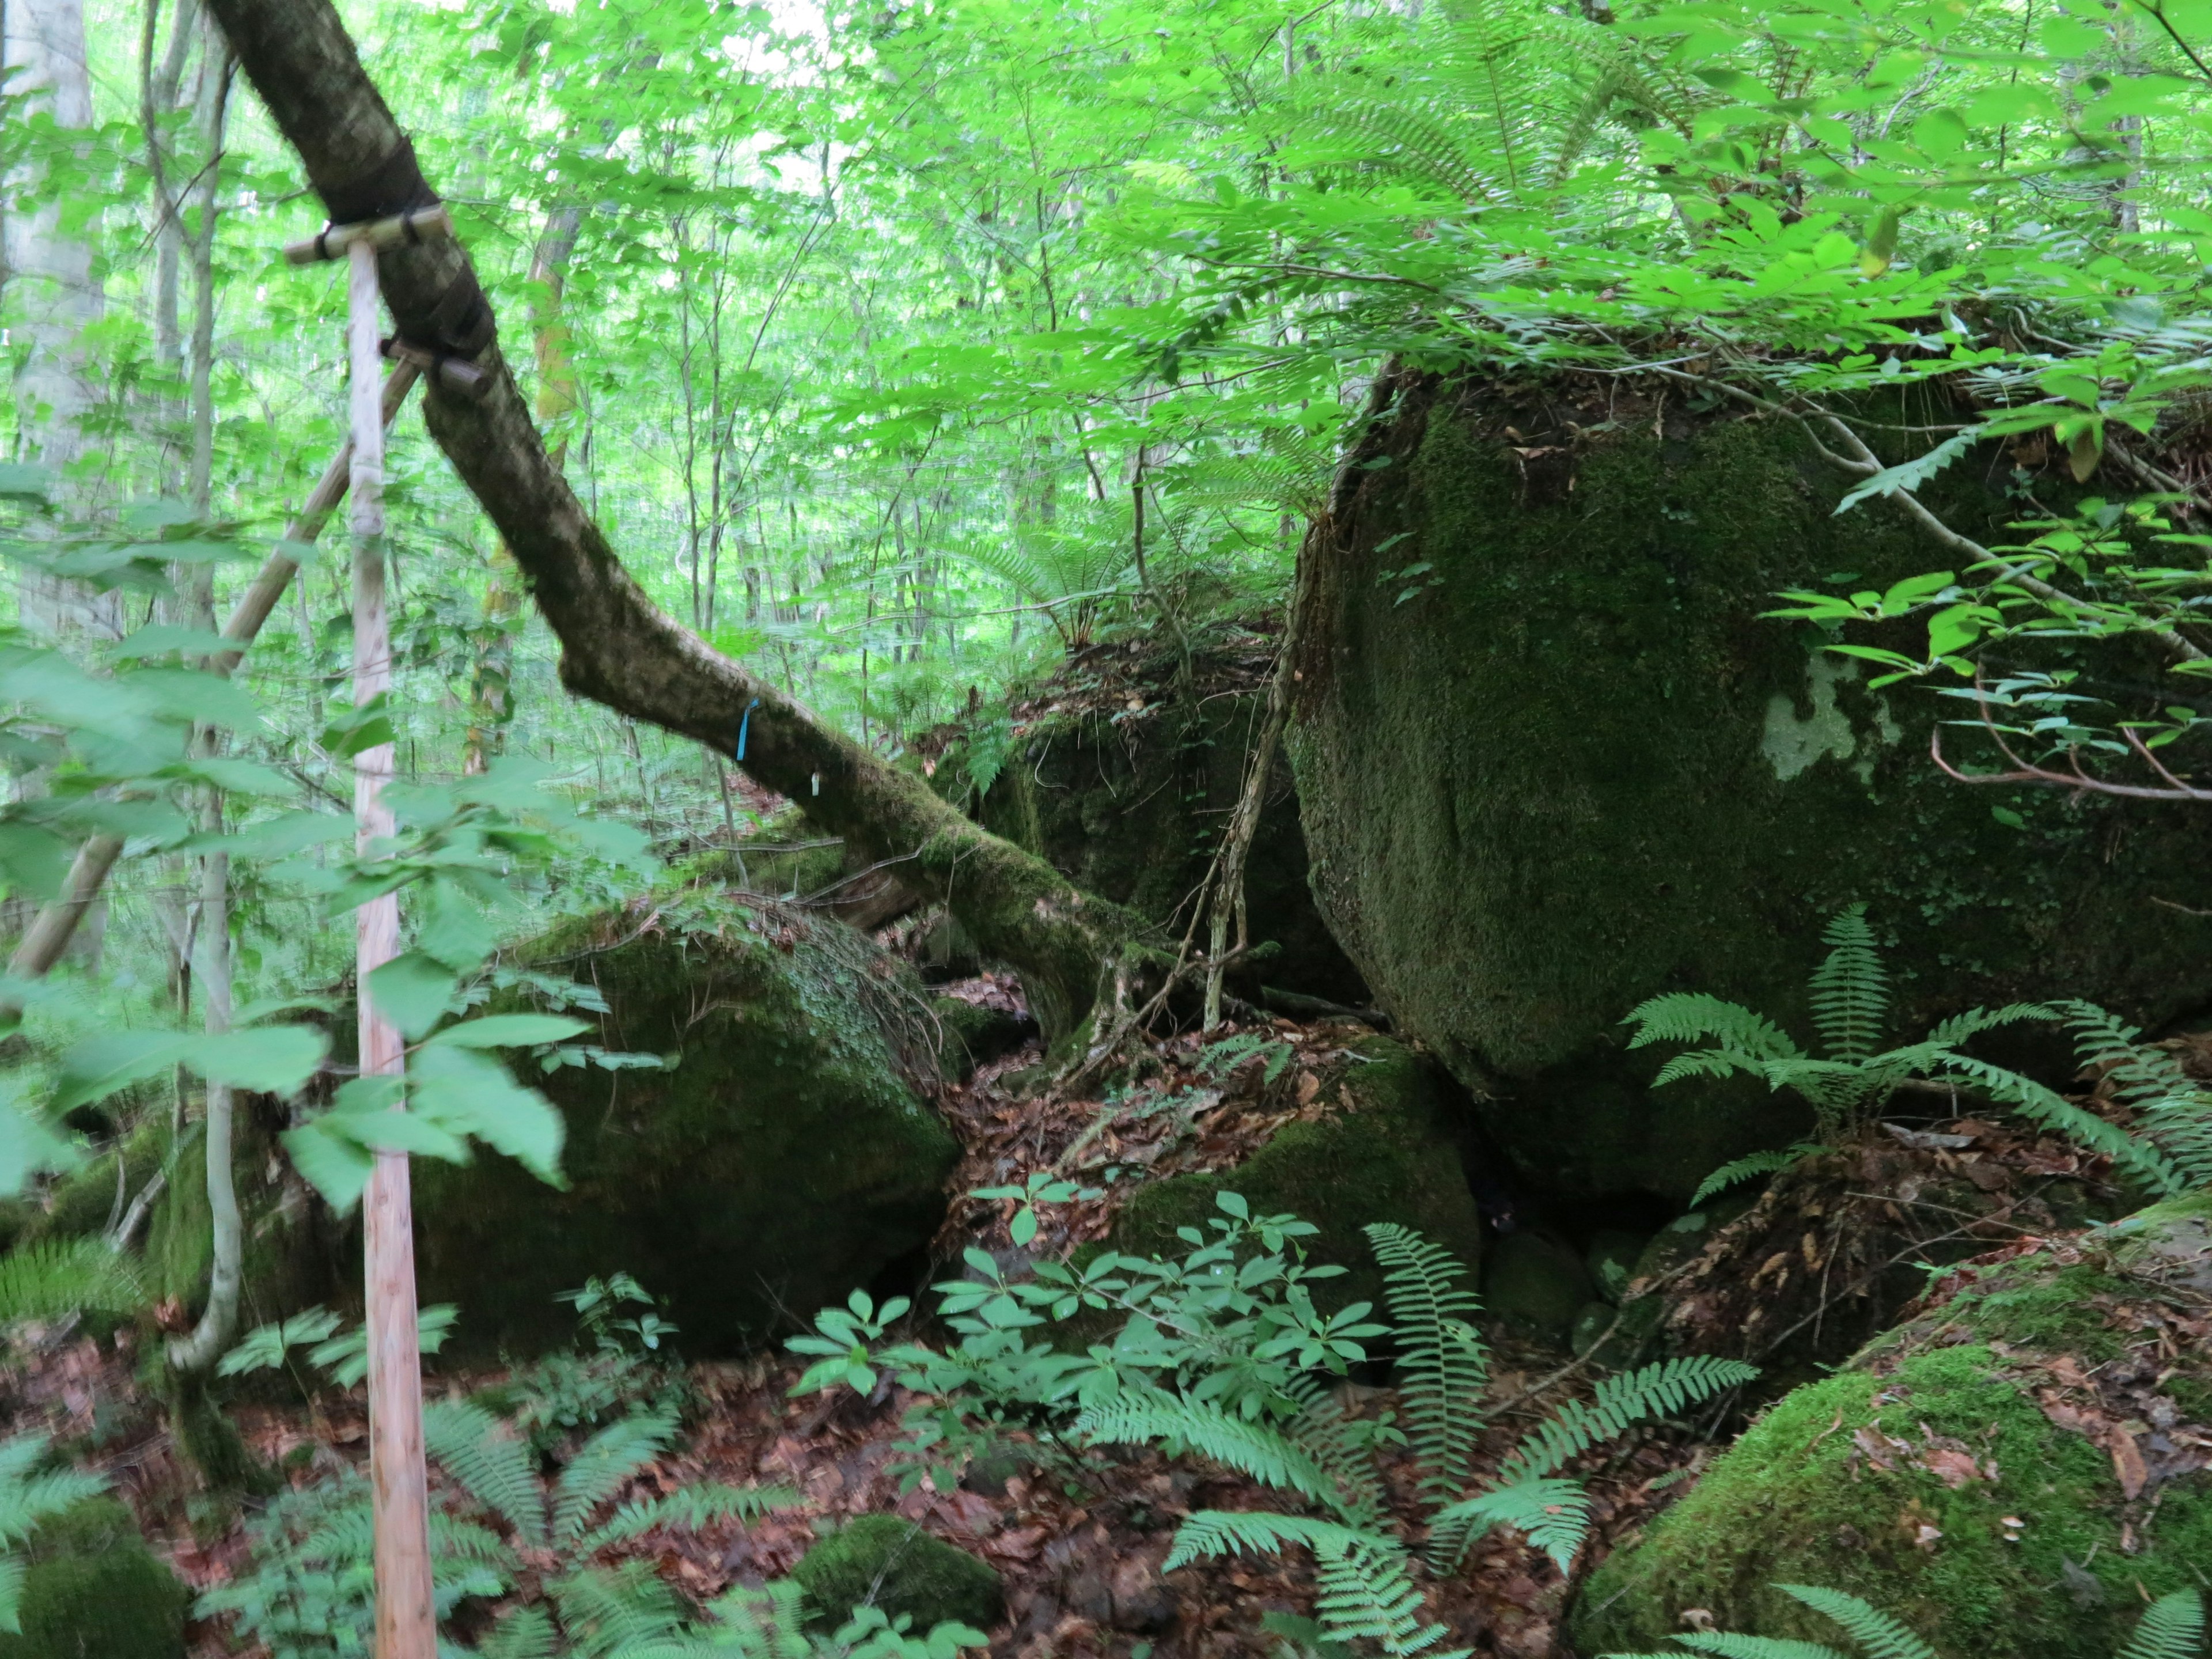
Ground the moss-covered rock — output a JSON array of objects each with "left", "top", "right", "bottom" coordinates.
[
  {"left": 1289, "top": 370, "right": 2212, "bottom": 1201},
  {"left": 0, "top": 1498, "right": 188, "bottom": 1659},
  {"left": 1482, "top": 1232, "right": 1593, "bottom": 1346},
  {"left": 1571, "top": 1195, "right": 2212, "bottom": 1659},
  {"left": 21, "top": 1119, "right": 165, "bottom": 1245},
  {"left": 414, "top": 893, "right": 960, "bottom": 1356},
  {"left": 976, "top": 638, "right": 1366, "bottom": 1006},
  {"left": 793, "top": 1515, "right": 1004, "bottom": 1633},
  {"left": 1109, "top": 1036, "right": 1484, "bottom": 1309}
]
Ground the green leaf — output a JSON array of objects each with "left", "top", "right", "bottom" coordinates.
[
  {"left": 416, "top": 880, "right": 498, "bottom": 972},
  {"left": 282, "top": 1118, "right": 376, "bottom": 1213},
  {"left": 423, "top": 1014, "right": 590, "bottom": 1049},
  {"left": 408, "top": 1044, "right": 567, "bottom": 1185},
  {"left": 0, "top": 824, "right": 77, "bottom": 904},
  {"left": 190, "top": 1025, "right": 329, "bottom": 1093},
  {"left": 366, "top": 952, "right": 462, "bottom": 1041}
]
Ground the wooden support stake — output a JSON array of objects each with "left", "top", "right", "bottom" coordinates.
[
  {"left": 348, "top": 237, "right": 434, "bottom": 1659},
  {"left": 283, "top": 203, "right": 452, "bottom": 265}
]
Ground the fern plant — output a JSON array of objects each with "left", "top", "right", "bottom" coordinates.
[
  {"left": 1603, "top": 1581, "right": 2205, "bottom": 1659},
  {"left": 0, "top": 1434, "right": 108, "bottom": 1634},
  {"left": 0, "top": 1237, "right": 145, "bottom": 1330},
  {"left": 1078, "top": 1221, "right": 1753, "bottom": 1652},
  {"left": 794, "top": 1195, "right": 1749, "bottom": 1659},
  {"left": 198, "top": 1400, "right": 798, "bottom": 1658},
  {"left": 1623, "top": 905, "right": 2190, "bottom": 1202}
]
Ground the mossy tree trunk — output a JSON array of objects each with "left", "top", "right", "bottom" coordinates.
[{"left": 198, "top": 0, "right": 1142, "bottom": 1043}]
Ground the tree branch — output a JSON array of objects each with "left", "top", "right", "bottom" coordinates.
[{"left": 199, "top": 0, "right": 1140, "bottom": 1039}]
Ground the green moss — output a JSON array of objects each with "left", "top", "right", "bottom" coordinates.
[
  {"left": 792, "top": 1515, "right": 1003, "bottom": 1633},
  {"left": 931, "top": 996, "right": 1033, "bottom": 1082},
  {"left": 1290, "top": 375, "right": 2212, "bottom": 1200},
  {"left": 1573, "top": 1201, "right": 2212, "bottom": 1659},
  {"left": 0, "top": 1499, "right": 188, "bottom": 1659},
  {"left": 1483, "top": 1232, "right": 1593, "bottom": 1346},
  {"left": 1110, "top": 1037, "right": 1484, "bottom": 1311},
  {"left": 415, "top": 894, "right": 961, "bottom": 1357},
  {"left": 26, "top": 1120, "right": 165, "bottom": 1244}
]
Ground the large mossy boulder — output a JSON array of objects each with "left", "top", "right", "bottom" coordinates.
[
  {"left": 1289, "top": 369, "right": 2212, "bottom": 1201},
  {"left": 793, "top": 1515, "right": 1005, "bottom": 1633},
  {"left": 1109, "top": 1036, "right": 1485, "bottom": 1307},
  {"left": 415, "top": 893, "right": 960, "bottom": 1356},
  {"left": 1571, "top": 1195, "right": 2212, "bottom": 1659},
  {"left": 0, "top": 1498, "right": 189, "bottom": 1659},
  {"left": 974, "top": 634, "right": 1366, "bottom": 1006}
]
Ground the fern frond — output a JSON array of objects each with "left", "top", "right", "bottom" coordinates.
[
  {"left": 1651, "top": 1049, "right": 1772, "bottom": 1089},
  {"left": 1162, "top": 1509, "right": 1393, "bottom": 1572},
  {"left": 1919, "top": 1003, "right": 2055, "bottom": 1048},
  {"left": 2116, "top": 1589, "right": 2206, "bottom": 1659},
  {"left": 1776, "top": 1585, "right": 1938, "bottom": 1659},
  {"left": 578, "top": 1482, "right": 801, "bottom": 1554},
  {"left": 1078, "top": 1396, "right": 1346, "bottom": 1514},
  {"left": 1499, "top": 1357, "right": 1756, "bottom": 1484},
  {"left": 551, "top": 1410, "right": 680, "bottom": 1550},
  {"left": 1936, "top": 1054, "right": 2187, "bottom": 1195},
  {"left": 0, "top": 1239, "right": 144, "bottom": 1327},
  {"left": 1808, "top": 906, "right": 1888, "bottom": 1063},
  {"left": 1365, "top": 1224, "right": 1487, "bottom": 1502},
  {"left": 1310, "top": 1528, "right": 1465, "bottom": 1659},
  {"left": 1690, "top": 1147, "right": 1819, "bottom": 1207},
  {"left": 683, "top": 1580, "right": 817, "bottom": 1659},
  {"left": 423, "top": 1400, "right": 548, "bottom": 1547},
  {"left": 1669, "top": 1635, "right": 1851, "bottom": 1659},
  {"left": 1427, "top": 1476, "right": 1590, "bottom": 1571},
  {"left": 1624, "top": 994, "right": 1801, "bottom": 1060},
  {"left": 1279, "top": 1378, "right": 1389, "bottom": 1531},
  {"left": 0, "top": 1555, "right": 22, "bottom": 1637},
  {"left": 551, "top": 1561, "right": 689, "bottom": 1659},
  {"left": 0, "top": 1435, "right": 106, "bottom": 1548},
  {"left": 478, "top": 1605, "right": 560, "bottom": 1659},
  {"left": 2054, "top": 1000, "right": 2212, "bottom": 1188}
]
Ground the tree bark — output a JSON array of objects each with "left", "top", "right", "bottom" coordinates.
[{"left": 198, "top": 0, "right": 1140, "bottom": 1040}]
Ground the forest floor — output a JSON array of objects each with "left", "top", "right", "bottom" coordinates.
[{"left": 0, "top": 971, "right": 2135, "bottom": 1658}]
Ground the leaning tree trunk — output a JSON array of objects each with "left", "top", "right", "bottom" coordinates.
[{"left": 196, "top": 0, "right": 1140, "bottom": 1043}]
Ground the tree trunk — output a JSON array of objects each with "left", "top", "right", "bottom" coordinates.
[{"left": 197, "top": 0, "right": 1142, "bottom": 1041}]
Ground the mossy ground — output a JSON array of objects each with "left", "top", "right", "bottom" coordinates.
[
  {"left": 414, "top": 891, "right": 960, "bottom": 1356},
  {"left": 792, "top": 1514, "right": 1004, "bottom": 1633},
  {"left": 1574, "top": 1198, "right": 2212, "bottom": 1659},
  {"left": 1290, "top": 373, "right": 2212, "bottom": 1201},
  {"left": 0, "top": 1499, "right": 188, "bottom": 1659},
  {"left": 1109, "top": 1037, "right": 1485, "bottom": 1311}
]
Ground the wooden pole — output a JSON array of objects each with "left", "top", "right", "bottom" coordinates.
[{"left": 348, "top": 237, "right": 434, "bottom": 1659}]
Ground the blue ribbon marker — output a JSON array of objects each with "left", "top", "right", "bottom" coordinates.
[{"left": 736, "top": 697, "right": 760, "bottom": 761}]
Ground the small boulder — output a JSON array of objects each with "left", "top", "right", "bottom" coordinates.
[
  {"left": 1572, "top": 1194, "right": 2212, "bottom": 1659},
  {"left": 415, "top": 893, "right": 960, "bottom": 1356},
  {"left": 793, "top": 1515, "right": 1004, "bottom": 1633},
  {"left": 0, "top": 1498, "right": 188, "bottom": 1659},
  {"left": 1108, "top": 1036, "right": 1486, "bottom": 1311}
]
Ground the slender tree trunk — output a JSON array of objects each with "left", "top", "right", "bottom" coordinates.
[
  {"left": 199, "top": 0, "right": 1145, "bottom": 1041},
  {"left": 347, "top": 236, "right": 435, "bottom": 1659}
]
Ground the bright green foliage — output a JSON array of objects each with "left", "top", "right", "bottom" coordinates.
[
  {"left": 1602, "top": 1584, "right": 2205, "bottom": 1659},
  {"left": 607, "top": 1580, "right": 988, "bottom": 1659},
  {"left": 0, "top": 1240, "right": 143, "bottom": 1330},
  {"left": 789, "top": 1517, "right": 1003, "bottom": 1635},
  {"left": 1369, "top": 1223, "right": 1486, "bottom": 1501},
  {"left": 1624, "top": 906, "right": 2184, "bottom": 1196}
]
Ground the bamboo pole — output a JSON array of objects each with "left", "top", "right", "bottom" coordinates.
[
  {"left": 1, "top": 361, "right": 422, "bottom": 1003},
  {"left": 347, "top": 236, "right": 433, "bottom": 1659},
  {"left": 282, "top": 203, "right": 451, "bottom": 265}
]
